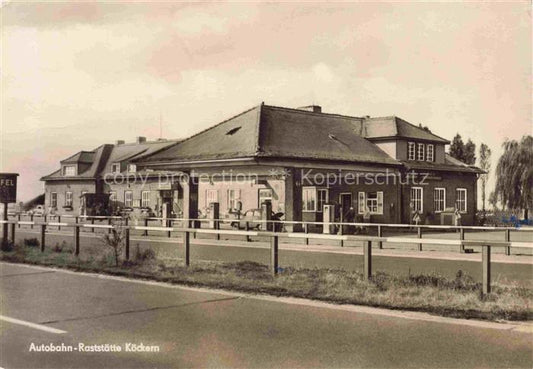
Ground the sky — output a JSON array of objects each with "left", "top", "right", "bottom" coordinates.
[{"left": 1, "top": 1, "right": 531, "bottom": 203}]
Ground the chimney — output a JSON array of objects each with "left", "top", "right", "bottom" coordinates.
[
  {"left": 136, "top": 136, "right": 147, "bottom": 144},
  {"left": 115, "top": 140, "right": 125, "bottom": 145},
  {"left": 297, "top": 105, "right": 322, "bottom": 113}
]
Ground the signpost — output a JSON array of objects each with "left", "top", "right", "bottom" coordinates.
[{"left": 1, "top": 173, "right": 19, "bottom": 246}]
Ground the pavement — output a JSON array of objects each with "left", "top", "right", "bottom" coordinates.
[{"left": 1, "top": 262, "right": 532, "bottom": 369}]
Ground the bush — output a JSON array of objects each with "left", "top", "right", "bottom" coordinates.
[
  {"left": 53, "top": 241, "right": 69, "bottom": 253},
  {"left": 134, "top": 245, "right": 156, "bottom": 263},
  {"left": 24, "top": 238, "right": 40, "bottom": 248},
  {"left": 1, "top": 239, "right": 14, "bottom": 252}
]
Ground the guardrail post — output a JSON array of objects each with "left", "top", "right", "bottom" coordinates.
[
  {"left": 30, "top": 214, "right": 34, "bottom": 229},
  {"left": 338, "top": 222, "right": 344, "bottom": 247},
  {"left": 304, "top": 223, "right": 309, "bottom": 245},
  {"left": 505, "top": 229, "right": 511, "bottom": 256},
  {"left": 91, "top": 217, "right": 95, "bottom": 233},
  {"left": 184, "top": 231, "right": 190, "bottom": 266},
  {"left": 271, "top": 234, "right": 279, "bottom": 276},
  {"left": 75, "top": 216, "right": 78, "bottom": 225},
  {"left": 124, "top": 228, "right": 130, "bottom": 260},
  {"left": 364, "top": 240, "right": 372, "bottom": 280},
  {"left": 108, "top": 218, "right": 112, "bottom": 234},
  {"left": 482, "top": 245, "right": 491, "bottom": 295},
  {"left": 57, "top": 215, "right": 61, "bottom": 231},
  {"left": 245, "top": 222, "right": 251, "bottom": 242},
  {"left": 74, "top": 225, "right": 80, "bottom": 256},
  {"left": 40, "top": 224, "right": 46, "bottom": 252},
  {"left": 417, "top": 226, "right": 422, "bottom": 251},
  {"left": 460, "top": 228, "right": 465, "bottom": 253},
  {"left": 143, "top": 218, "right": 148, "bottom": 236},
  {"left": 215, "top": 218, "right": 220, "bottom": 241},
  {"left": 10, "top": 222, "right": 15, "bottom": 244},
  {"left": 377, "top": 225, "right": 383, "bottom": 249},
  {"left": 167, "top": 220, "right": 172, "bottom": 238},
  {"left": 18, "top": 214, "right": 21, "bottom": 228}
]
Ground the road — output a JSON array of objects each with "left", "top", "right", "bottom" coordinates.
[
  {"left": 1, "top": 262, "right": 532, "bottom": 368},
  {"left": 9, "top": 228, "right": 533, "bottom": 285}
]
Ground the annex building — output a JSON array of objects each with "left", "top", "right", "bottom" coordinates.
[{"left": 42, "top": 103, "right": 482, "bottom": 227}]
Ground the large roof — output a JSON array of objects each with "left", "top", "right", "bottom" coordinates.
[
  {"left": 139, "top": 104, "right": 399, "bottom": 166},
  {"left": 363, "top": 116, "right": 449, "bottom": 143}
]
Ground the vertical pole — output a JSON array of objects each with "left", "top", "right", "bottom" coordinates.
[
  {"left": 108, "top": 217, "right": 112, "bottom": 234},
  {"left": 482, "top": 245, "right": 491, "bottom": 295},
  {"left": 460, "top": 228, "right": 465, "bottom": 253},
  {"left": 417, "top": 226, "right": 422, "bottom": 251},
  {"left": 215, "top": 218, "right": 220, "bottom": 241},
  {"left": 30, "top": 214, "right": 34, "bottom": 229},
  {"left": 74, "top": 225, "right": 80, "bottom": 256},
  {"left": 10, "top": 222, "right": 15, "bottom": 244},
  {"left": 58, "top": 215, "right": 61, "bottom": 231},
  {"left": 125, "top": 228, "right": 130, "bottom": 260},
  {"left": 184, "top": 231, "right": 190, "bottom": 266},
  {"left": 245, "top": 222, "right": 251, "bottom": 242},
  {"left": 364, "top": 240, "right": 372, "bottom": 280},
  {"left": 143, "top": 218, "right": 148, "bottom": 236},
  {"left": 167, "top": 220, "right": 172, "bottom": 238},
  {"left": 40, "top": 224, "right": 46, "bottom": 252},
  {"left": 91, "top": 217, "right": 95, "bottom": 233},
  {"left": 505, "top": 229, "right": 511, "bottom": 256},
  {"left": 18, "top": 214, "right": 21, "bottom": 228},
  {"left": 271, "top": 234, "right": 279, "bottom": 276},
  {"left": 378, "top": 225, "right": 383, "bottom": 249},
  {"left": 2, "top": 203, "right": 7, "bottom": 246},
  {"left": 304, "top": 223, "right": 309, "bottom": 246}
]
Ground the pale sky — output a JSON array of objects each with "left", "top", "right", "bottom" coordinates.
[{"left": 1, "top": 1, "right": 531, "bottom": 203}]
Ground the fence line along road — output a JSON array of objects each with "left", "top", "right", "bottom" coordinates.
[{"left": 2, "top": 218, "right": 533, "bottom": 296}]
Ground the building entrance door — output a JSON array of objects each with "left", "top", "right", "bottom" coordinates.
[{"left": 339, "top": 193, "right": 353, "bottom": 220}]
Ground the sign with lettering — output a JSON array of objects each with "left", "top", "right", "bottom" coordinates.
[{"left": 0, "top": 173, "right": 18, "bottom": 203}]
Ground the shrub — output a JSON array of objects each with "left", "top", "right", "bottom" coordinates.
[
  {"left": 53, "top": 241, "right": 69, "bottom": 253},
  {"left": 24, "top": 238, "right": 40, "bottom": 248},
  {"left": 1, "top": 239, "right": 14, "bottom": 252},
  {"left": 134, "top": 245, "right": 156, "bottom": 263}
]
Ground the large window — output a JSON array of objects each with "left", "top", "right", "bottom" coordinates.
[
  {"left": 63, "top": 165, "right": 76, "bottom": 176},
  {"left": 434, "top": 188, "right": 446, "bottom": 212},
  {"left": 50, "top": 192, "right": 57, "bottom": 208},
  {"left": 302, "top": 187, "right": 316, "bottom": 212},
  {"left": 456, "top": 188, "right": 467, "bottom": 213},
  {"left": 206, "top": 189, "right": 218, "bottom": 206},
  {"left": 417, "top": 143, "right": 425, "bottom": 161},
  {"left": 258, "top": 188, "right": 273, "bottom": 207},
  {"left": 65, "top": 191, "right": 73, "bottom": 207},
  {"left": 426, "top": 144, "right": 434, "bottom": 162},
  {"left": 141, "top": 191, "right": 150, "bottom": 207},
  {"left": 358, "top": 191, "right": 383, "bottom": 214},
  {"left": 317, "top": 189, "right": 329, "bottom": 212},
  {"left": 408, "top": 142, "right": 416, "bottom": 160},
  {"left": 227, "top": 189, "right": 241, "bottom": 210},
  {"left": 124, "top": 191, "right": 133, "bottom": 207},
  {"left": 410, "top": 187, "right": 423, "bottom": 212}
]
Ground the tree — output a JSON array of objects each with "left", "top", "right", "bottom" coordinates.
[
  {"left": 464, "top": 139, "right": 476, "bottom": 165},
  {"left": 494, "top": 135, "right": 533, "bottom": 218},
  {"left": 478, "top": 143, "right": 491, "bottom": 211},
  {"left": 449, "top": 134, "right": 465, "bottom": 162},
  {"left": 488, "top": 191, "right": 498, "bottom": 210},
  {"left": 101, "top": 220, "right": 127, "bottom": 267}
]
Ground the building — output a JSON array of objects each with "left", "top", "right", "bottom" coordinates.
[{"left": 42, "top": 103, "right": 482, "bottom": 226}]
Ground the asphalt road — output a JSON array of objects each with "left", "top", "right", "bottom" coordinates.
[
  {"left": 1, "top": 262, "right": 532, "bottom": 369},
  {"left": 9, "top": 229, "right": 533, "bottom": 285}
]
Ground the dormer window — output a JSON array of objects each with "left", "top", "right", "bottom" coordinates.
[
  {"left": 417, "top": 143, "right": 425, "bottom": 161},
  {"left": 112, "top": 163, "right": 121, "bottom": 173},
  {"left": 127, "top": 164, "right": 136, "bottom": 173},
  {"left": 63, "top": 165, "right": 76, "bottom": 176},
  {"left": 408, "top": 142, "right": 416, "bottom": 160}
]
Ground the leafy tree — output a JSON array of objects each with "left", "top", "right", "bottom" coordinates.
[
  {"left": 449, "top": 134, "right": 465, "bottom": 162},
  {"left": 101, "top": 220, "right": 127, "bottom": 266},
  {"left": 464, "top": 139, "right": 476, "bottom": 165},
  {"left": 494, "top": 135, "right": 533, "bottom": 218},
  {"left": 478, "top": 143, "right": 491, "bottom": 210}
]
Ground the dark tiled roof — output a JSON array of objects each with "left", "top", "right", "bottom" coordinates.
[
  {"left": 104, "top": 140, "right": 179, "bottom": 173},
  {"left": 401, "top": 153, "right": 483, "bottom": 174},
  {"left": 364, "top": 116, "right": 449, "bottom": 143},
  {"left": 60, "top": 151, "right": 96, "bottom": 164}
]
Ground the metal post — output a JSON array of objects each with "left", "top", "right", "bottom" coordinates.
[
  {"left": 30, "top": 214, "right": 34, "bottom": 229},
  {"left": 10, "top": 222, "right": 15, "bottom": 244},
  {"left": 18, "top": 214, "right": 21, "bottom": 228},
  {"left": 125, "top": 228, "right": 130, "bottom": 260},
  {"left": 2, "top": 203, "right": 7, "bottom": 246},
  {"left": 271, "top": 234, "right": 279, "bottom": 276},
  {"left": 460, "top": 228, "right": 465, "bottom": 253},
  {"left": 377, "top": 225, "right": 383, "bottom": 249},
  {"left": 417, "top": 226, "right": 422, "bottom": 251},
  {"left": 364, "top": 240, "right": 372, "bottom": 280},
  {"left": 108, "top": 217, "right": 112, "bottom": 234},
  {"left": 58, "top": 215, "right": 61, "bottom": 231},
  {"left": 40, "top": 225, "right": 46, "bottom": 252},
  {"left": 184, "top": 231, "right": 190, "bottom": 266},
  {"left": 245, "top": 222, "right": 251, "bottom": 242},
  {"left": 167, "top": 220, "right": 172, "bottom": 238},
  {"left": 304, "top": 223, "right": 309, "bottom": 245},
  {"left": 482, "top": 245, "right": 491, "bottom": 295},
  {"left": 505, "top": 229, "right": 511, "bottom": 256},
  {"left": 91, "top": 217, "right": 95, "bottom": 233},
  {"left": 74, "top": 225, "right": 80, "bottom": 256},
  {"left": 143, "top": 218, "right": 148, "bottom": 236},
  {"left": 215, "top": 218, "right": 220, "bottom": 241}
]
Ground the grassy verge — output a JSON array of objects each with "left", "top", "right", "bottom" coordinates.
[{"left": 1, "top": 241, "right": 531, "bottom": 322}]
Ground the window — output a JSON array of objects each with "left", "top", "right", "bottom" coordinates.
[
  {"left": 358, "top": 191, "right": 383, "bottom": 214},
  {"left": 112, "top": 163, "right": 121, "bottom": 173},
  {"left": 50, "top": 192, "right": 57, "bottom": 208},
  {"left": 426, "top": 144, "right": 434, "bottom": 162},
  {"left": 434, "top": 188, "right": 446, "bottom": 212},
  {"left": 317, "top": 189, "right": 329, "bottom": 212},
  {"left": 302, "top": 187, "right": 317, "bottom": 212},
  {"left": 258, "top": 188, "right": 273, "bottom": 207},
  {"left": 410, "top": 187, "right": 423, "bottom": 212},
  {"left": 80, "top": 191, "right": 87, "bottom": 206},
  {"left": 124, "top": 191, "right": 133, "bottom": 207},
  {"left": 206, "top": 189, "right": 218, "bottom": 206},
  {"left": 141, "top": 191, "right": 150, "bottom": 207},
  {"left": 417, "top": 143, "right": 425, "bottom": 161},
  {"left": 456, "top": 188, "right": 467, "bottom": 213},
  {"left": 127, "top": 164, "right": 136, "bottom": 173},
  {"left": 109, "top": 191, "right": 117, "bottom": 205},
  {"left": 63, "top": 165, "right": 76, "bottom": 176},
  {"left": 65, "top": 191, "right": 73, "bottom": 207},
  {"left": 227, "top": 189, "right": 241, "bottom": 210},
  {"left": 408, "top": 142, "right": 416, "bottom": 160}
]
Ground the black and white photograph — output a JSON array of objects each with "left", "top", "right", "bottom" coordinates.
[{"left": 1, "top": 1, "right": 532, "bottom": 368}]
